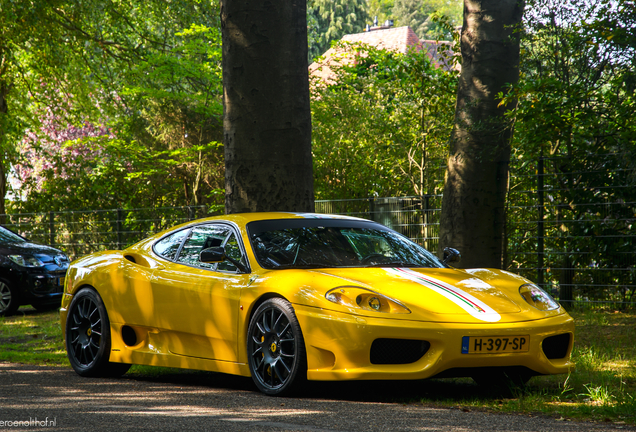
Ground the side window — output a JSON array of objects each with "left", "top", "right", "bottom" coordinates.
[
  {"left": 176, "top": 225, "right": 232, "bottom": 269},
  {"left": 217, "top": 232, "right": 247, "bottom": 273},
  {"left": 153, "top": 229, "right": 189, "bottom": 261}
]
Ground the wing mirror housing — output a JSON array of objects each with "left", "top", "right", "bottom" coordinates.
[
  {"left": 200, "top": 247, "right": 248, "bottom": 273},
  {"left": 200, "top": 247, "right": 226, "bottom": 263},
  {"left": 442, "top": 247, "right": 461, "bottom": 266}
]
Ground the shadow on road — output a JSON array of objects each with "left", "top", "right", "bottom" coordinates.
[{"left": 122, "top": 366, "right": 493, "bottom": 403}]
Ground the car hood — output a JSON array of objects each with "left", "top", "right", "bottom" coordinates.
[
  {"left": 271, "top": 266, "right": 565, "bottom": 324},
  {"left": 0, "top": 241, "right": 67, "bottom": 264}
]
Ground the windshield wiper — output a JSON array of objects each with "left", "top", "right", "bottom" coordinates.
[
  {"left": 363, "top": 262, "right": 422, "bottom": 268},
  {"left": 270, "top": 263, "right": 331, "bottom": 269}
]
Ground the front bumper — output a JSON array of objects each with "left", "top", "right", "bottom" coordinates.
[
  {"left": 25, "top": 271, "right": 65, "bottom": 305},
  {"left": 4, "top": 266, "right": 65, "bottom": 306},
  {"left": 295, "top": 304, "right": 575, "bottom": 381}
]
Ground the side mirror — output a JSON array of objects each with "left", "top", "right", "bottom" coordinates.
[
  {"left": 200, "top": 246, "right": 249, "bottom": 273},
  {"left": 442, "top": 247, "right": 461, "bottom": 265},
  {"left": 200, "top": 247, "right": 226, "bottom": 263}
]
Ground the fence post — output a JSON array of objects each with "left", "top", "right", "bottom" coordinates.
[
  {"left": 368, "top": 197, "right": 375, "bottom": 222},
  {"left": 422, "top": 195, "right": 430, "bottom": 250},
  {"left": 188, "top": 206, "right": 195, "bottom": 221},
  {"left": 49, "top": 211, "right": 55, "bottom": 247},
  {"left": 117, "top": 209, "right": 123, "bottom": 250}
]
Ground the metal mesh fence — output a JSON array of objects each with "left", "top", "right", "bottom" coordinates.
[
  {"left": 1, "top": 206, "right": 209, "bottom": 260},
  {"left": 507, "top": 153, "right": 636, "bottom": 307},
  {"left": 315, "top": 196, "right": 442, "bottom": 253},
  {"left": 2, "top": 159, "right": 635, "bottom": 308}
]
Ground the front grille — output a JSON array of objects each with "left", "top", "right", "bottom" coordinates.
[
  {"left": 370, "top": 338, "right": 430, "bottom": 365},
  {"left": 542, "top": 333, "right": 571, "bottom": 359}
]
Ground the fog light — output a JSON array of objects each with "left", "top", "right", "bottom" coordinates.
[{"left": 368, "top": 297, "right": 381, "bottom": 311}]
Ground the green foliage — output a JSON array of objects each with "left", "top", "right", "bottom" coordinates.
[
  {"left": 502, "top": 0, "right": 636, "bottom": 303},
  {"left": 392, "top": 0, "right": 462, "bottom": 41},
  {"left": 367, "top": 0, "right": 394, "bottom": 24},
  {"left": 311, "top": 42, "right": 457, "bottom": 199},
  {"left": 3, "top": 0, "right": 225, "bottom": 215},
  {"left": 12, "top": 136, "right": 224, "bottom": 214},
  {"left": 0, "top": 0, "right": 72, "bottom": 215}
]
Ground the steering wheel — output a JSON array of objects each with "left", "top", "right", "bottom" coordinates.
[{"left": 361, "top": 253, "right": 387, "bottom": 264}]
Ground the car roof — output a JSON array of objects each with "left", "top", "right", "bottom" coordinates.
[{"left": 197, "top": 212, "right": 369, "bottom": 226}]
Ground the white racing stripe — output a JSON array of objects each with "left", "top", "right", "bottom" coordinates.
[{"left": 386, "top": 268, "right": 501, "bottom": 322}]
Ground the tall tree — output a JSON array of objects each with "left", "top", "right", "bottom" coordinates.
[
  {"left": 392, "top": 0, "right": 462, "bottom": 41},
  {"left": 222, "top": 0, "right": 314, "bottom": 213},
  {"left": 308, "top": 0, "right": 370, "bottom": 60},
  {"left": 439, "top": 0, "right": 524, "bottom": 268},
  {"left": 311, "top": 42, "right": 456, "bottom": 200},
  {"left": 502, "top": 0, "right": 636, "bottom": 303},
  {"left": 367, "top": 0, "right": 394, "bottom": 25},
  {"left": 2, "top": 1, "right": 224, "bottom": 216},
  {"left": 0, "top": 2, "right": 59, "bottom": 219}
]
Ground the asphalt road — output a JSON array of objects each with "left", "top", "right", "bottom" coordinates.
[{"left": 0, "top": 362, "right": 632, "bottom": 432}]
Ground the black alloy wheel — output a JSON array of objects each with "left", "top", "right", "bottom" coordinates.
[
  {"left": 0, "top": 280, "right": 19, "bottom": 316},
  {"left": 247, "top": 298, "right": 307, "bottom": 396},
  {"left": 66, "top": 288, "right": 130, "bottom": 377}
]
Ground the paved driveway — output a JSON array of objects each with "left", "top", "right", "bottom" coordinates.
[{"left": 0, "top": 362, "right": 631, "bottom": 432}]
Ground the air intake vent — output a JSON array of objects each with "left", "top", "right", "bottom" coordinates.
[
  {"left": 124, "top": 255, "right": 137, "bottom": 263},
  {"left": 370, "top": 339, "right": 430, "bottom": 364},
  {"left": 542, "top": 333, "right": 571, "bottom": 359},
  {"left": 122, "top": 326, "right": 138, "bottom": 346}
]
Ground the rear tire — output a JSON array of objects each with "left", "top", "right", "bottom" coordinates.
[
  {"left": 0, "top": 280, "right": 20, "bottom": 316},
  {"left": 66, "top": 288, "right": 130, "bottom": 377}
]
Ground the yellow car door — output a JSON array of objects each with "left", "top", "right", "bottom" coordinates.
[{"left": 150, "top": 223, "right": 250, "bottom": 362}]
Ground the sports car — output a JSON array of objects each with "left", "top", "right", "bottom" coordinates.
[{"left": 60, "top": 212, "right": 574, "bottom": 395}]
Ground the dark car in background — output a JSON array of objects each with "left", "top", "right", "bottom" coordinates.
[{"left": 0, "top": 226, "right": 69, "bottom": 316}]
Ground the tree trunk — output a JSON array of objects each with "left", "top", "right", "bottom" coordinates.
[
  {"left": 221, "top": 0, "right": 315, "bottom": 214},
  {"left": 0, "top": 81, "right": 9, "bottom": 224},
  {"left": 438, "top": 0, "right": 524, "bottom": 268}
]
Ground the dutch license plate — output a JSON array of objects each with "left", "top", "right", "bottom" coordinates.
[{"left": 461, "top": 335, "right": 530, "bottom": 354}]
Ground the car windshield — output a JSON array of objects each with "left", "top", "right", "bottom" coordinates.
[
  {"left": 247, "top": 218, "right": 443, "bottom": 270},
  {"left": 0, "top": 226, "right": 26, "bottom": 244}
]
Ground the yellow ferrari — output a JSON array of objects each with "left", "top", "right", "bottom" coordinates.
[{"left": 60, "top": 212, "right": 574, "bottom": 395}]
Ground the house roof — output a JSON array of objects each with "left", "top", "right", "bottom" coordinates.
[
  {"left": 341, "top": 25, "right": 422, "bottom": 54},
  {"left": 309, "top": 26, "right": 457, "bottom": 83}
]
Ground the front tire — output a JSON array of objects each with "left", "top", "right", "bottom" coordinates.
[
  {"left": 0, "top": 280, "right": 20, "bottom": 316},
  {"left": 66, "top": 288, "right": 130, "bottom": 377},
  {"left": 247, "top": 298, "right": 307, "bottom": 396}
]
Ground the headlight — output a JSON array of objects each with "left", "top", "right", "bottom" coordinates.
[
  {"left": 325, "top": 286, "right": 411, "bottom": 314},
  {"left": 519, "top": 283, "right": 560, "bottom": 311},
  {"left": 8, "top": 255, "right": 44, "bottom": 268}
]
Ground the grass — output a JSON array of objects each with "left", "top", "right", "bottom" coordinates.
[
  {"left": 1, "top": 305, "right": 634, "bottom": 425},
  {"left": 0, "top": 306, "right": 68, "bottom": 366},
  {"left": 415, "top": 307, "right": 636, "bottom": 425}
]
